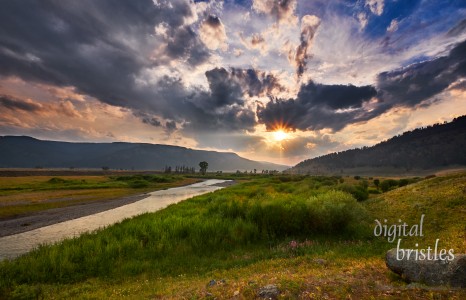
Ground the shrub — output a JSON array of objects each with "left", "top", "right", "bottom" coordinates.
[
  {"left": 306, "top": 190, "right": 367, "bottom": 233},
  {"left": 47, "top": 177, "right": 67, "bottom": 184},
  {"left": 380, "top": 179, "right": 398, "bottom": 192},
  {"left": 128, "top": 180, "right": 150, "bottom": 188},
  {"left": 337, "top": 184, "right": 369, "bottom": 201},
  {"left": 398, "top": 179, "right": 410, "bottom": 187},
  {"left": 368, "top": 188, "right": 381, "bottom": 194}
]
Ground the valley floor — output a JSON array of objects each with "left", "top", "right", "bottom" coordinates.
[{"left": 0, "top": 172, "right": 465, "bottom": 299}]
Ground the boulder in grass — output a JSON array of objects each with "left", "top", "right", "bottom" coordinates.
[
  {"left": 385, "top": 249, "right": 466, "bottom": 288},
  {"left": 257, "top": 284, "right": 280, "bottom": 299}
]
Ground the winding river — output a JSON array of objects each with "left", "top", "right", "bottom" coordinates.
[{"left": 0, "top": 179, "right": 230, "bottom": 260}]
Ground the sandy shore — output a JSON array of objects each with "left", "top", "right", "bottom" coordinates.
[{"left": 0, "top": 179, "right": 236, "bottom": 238}]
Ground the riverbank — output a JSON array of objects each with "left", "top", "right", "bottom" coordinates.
[
  {"left": 0, "top": 193, "right": 150, "bottom": 237},
  {"left": 0, "top": 177, "right": 235, "bottom": 237}
]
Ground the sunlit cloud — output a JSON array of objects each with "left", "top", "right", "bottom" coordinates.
[{"left": 0, "top": 0, "right": 465, "bottom": 165}]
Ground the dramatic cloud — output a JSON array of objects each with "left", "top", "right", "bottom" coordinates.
[
  {"left": 240, "top": 33, "right": 268, "bottom": 54},
  {"left": 0, "top": 0, "right": 210, "bottom": 122},
  {"left": 142, "top": 70, "right": 256, "bottom": 133},
  {"left": 365, "top": 0, "right": 384, "bottom": 16},
  {"left": 0, "top": 93, "right": 84, "bottom": 120},
  {"left": 0, "top": 95, "right": 42, "bottom": 112},
  {"left": 257, "top": 82, "right": 377, "bottom": 131},
  {"left": 295, "top": 15, "right": 321, "bottom": 78},
  {"left": 199, "top": 15, "right": 228, "bottom": 51},
  {"left": 258, "top": 39, "right": 466, "bottom": 133},
  {"left": 230, "top": 68, "right": 286, "bottom": 97},
  {"left": 252, "top": 0, "right": 297, "bottom": 25},
  {"left": 377, "top": 39, "right": 466, "bottom": 108},
  {"left": 1, "top": 0, "right": 466, "bottom": 165}
]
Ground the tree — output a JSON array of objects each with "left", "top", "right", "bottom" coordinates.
[
  {"left": 373, "top": 179, "right": 380, "bottom": 189},
  {"left": 199, "top": 161, "right": 208, "bottom": 175}
]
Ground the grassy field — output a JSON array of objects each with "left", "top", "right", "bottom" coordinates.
[
  {"left": 0, "top": 172, "right": 465, "bottom": 299},
  {"left": 0, "top": 175, "right": 199, "bottom": 219}
]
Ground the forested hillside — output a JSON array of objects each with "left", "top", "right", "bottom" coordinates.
[{"left": 290, "top": 116, "right": 466, "bottom": 174}]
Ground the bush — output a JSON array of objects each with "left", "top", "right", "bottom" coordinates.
[
  {"left": 47, "top": 177, "right": 67, "bottom": 184},
  {"left": 306, "top": 190, "right": 366, "bottom": 233},
  {"left": 368, "top": 188, "right": 381, "bottom": 194},
  {"left": 337, "top": 184, "right": 369, "bottom": 201},
  {"left": 380, "top": 179, "right": 398, "bottom": 192},
  {"left": 398, "top": 179, "right": 410, "bottom": 187},
  {"left": 128, "top": 180, "right": 150, "bottom": 188}
]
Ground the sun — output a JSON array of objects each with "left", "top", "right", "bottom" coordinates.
[{"left": 273, "top": 130, "right": 288, "bottom": 141}]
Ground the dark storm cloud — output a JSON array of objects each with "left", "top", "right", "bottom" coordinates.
[
  {"left": 0, "top": 95, "right": 42, "bottom": 112},
  {"left": 258, "top": 39, "right": 466, "bottom": 132},
  {"left": 166, "top": 120, "right": 177, "bottom": 131},
  {"left": 257, "top": 82, "right": 377, "bottom": 131},
  {"left": 0, "top": 0, "right": 213, "bottom": 126},
  {"left": 228, "top": 68, "right": 286, "bottom": 97},
  {"left": 132, "top": 111, "right": 162, "bottom": 127},
  {"left": 377, "top": 39, "right": 466, "bottom": 106},
  {"left": 298, "top": 82, "right": 377, "bottom": 110},
  {"left": 165, "top": 26, "right": 210, "bottom": 66},
  {"left": 142, "top": 74, "right": 256, "bottom": 132},
  {"left": 204, "top": 68, "right": 244, "bottom": 106},
  {"left": 204, "top": 15, "right": 222, "bottom": 27}
]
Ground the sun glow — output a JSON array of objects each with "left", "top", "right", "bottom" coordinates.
[{"left": 273, "top": 130, "right": 288, "bottom": 141}]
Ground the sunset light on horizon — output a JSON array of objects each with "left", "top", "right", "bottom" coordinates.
[{"left": 0, "top": 0, "right": 465, "bottom": 166}]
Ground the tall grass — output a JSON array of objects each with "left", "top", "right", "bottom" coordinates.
[{"left": 0, "top": 176, "right": 371, "bottom": 297}]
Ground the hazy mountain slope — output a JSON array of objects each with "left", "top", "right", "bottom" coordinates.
[
  {"left": 289, "top": 115, "right": 466, "bottom": 174},
  {"left": 0, "top": 136, "right": 288, "bottom": 171}
]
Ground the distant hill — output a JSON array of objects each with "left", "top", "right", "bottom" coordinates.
[
  {"left": 0, "top": 136, "right": 288, "bottom": 172},
  {"left": 289, "top": 116, "right": 466, "bottom": 175}
]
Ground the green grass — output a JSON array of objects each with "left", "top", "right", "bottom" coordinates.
[
  {"left": 0, "top": 172, "right": 465, "bottom": 299},
  {"left": 0, "top": 175, "right": 198, "bottom": 219}
]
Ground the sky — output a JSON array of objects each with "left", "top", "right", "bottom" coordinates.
[{"left": 0, "top": 0, "right": 465, "bottom": 166}]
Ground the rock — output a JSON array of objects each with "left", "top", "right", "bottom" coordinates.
[
  {"left": 208, "top": 279, "right": 216, "bottom": 287},
  {"left": 233, "top": 290, "right": 240, "bottom": 297},
  {"left": 257, "top": 284, "right": 280, "bottom": 299},
  {"left": 313, "top": 258, "right": 328, "bottom": 265},
  {"left": 385, "top": 249, "right": 466, "bottom": 287}
]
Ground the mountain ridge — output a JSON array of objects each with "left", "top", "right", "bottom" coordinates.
[
  {"left": 0, "top": 136, "right": 288, "bottom": 172},
  {"left": 289, "top": 115, "right": 466, "bottom": 175}
]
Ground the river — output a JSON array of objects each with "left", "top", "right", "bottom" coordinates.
[{"left": 0, "top": 179, "right": 230, "bottom": 260}]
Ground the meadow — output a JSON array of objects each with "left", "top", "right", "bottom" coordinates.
[
  {"left": 0, "top": 172, "right": 465, "bottom": 299},
  {"left": 0, "top": 174, "right": 198, "bottom": 219}
]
